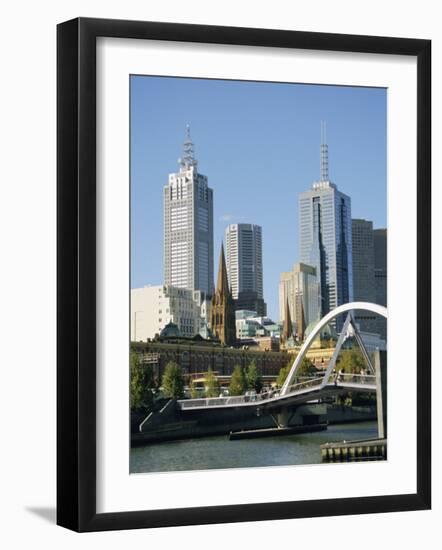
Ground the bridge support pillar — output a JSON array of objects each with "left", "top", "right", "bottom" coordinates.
[
  {"left": 276, "top": 408, "right": 289, "bottom": 429},
  {"left": 375, "top": 350, "right": 387, "bottom": 439}
]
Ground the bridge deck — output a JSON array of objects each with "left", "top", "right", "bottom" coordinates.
[{"left": 178, "top": 379, "right": 376, "bottom": 411}]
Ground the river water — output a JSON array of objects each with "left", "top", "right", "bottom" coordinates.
[{"left": 130, "top": 421, "right": 379, "bottom": 474}]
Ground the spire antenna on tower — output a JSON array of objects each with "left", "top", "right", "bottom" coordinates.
[
  {"left": 320, "top": 120, "right": 329, "bottom": 182},
  {"left": 179, "top": 123, "right": 197, "bottom": 169}
]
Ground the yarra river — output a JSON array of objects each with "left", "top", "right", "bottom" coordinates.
[{"left": 130, "top": 421, "right": 378, "bottom": 473}]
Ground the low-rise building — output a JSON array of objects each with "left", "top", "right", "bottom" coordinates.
[
  {"left": 252, "top": 336, "right": 280, "bottom": 352},
  {"left": 236, "top": 318, "right": 263, "bottom": 339},
  {"left": 131, "top": 284, "right": 210, "bottom": 341},
  {"left": 131, "top": 336, "right": 291, "bottom": 384},
  {"left": 235, "top": 309, "right": 258, "bottom": 320},
  {"left": 235, "top": 311, "right": 281, "bottom": 340}
]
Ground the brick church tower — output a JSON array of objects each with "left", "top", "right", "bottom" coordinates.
[{"left": 211, "top": 244, "right": 236, "bottom": 346}]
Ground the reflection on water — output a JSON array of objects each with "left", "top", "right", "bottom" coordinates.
[{"left": 130, "top": 421, "right": 379, "bottom": 474}]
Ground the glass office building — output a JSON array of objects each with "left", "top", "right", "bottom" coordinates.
[{"left": 298, "top": 140, "right": 353, "bottom": 325}]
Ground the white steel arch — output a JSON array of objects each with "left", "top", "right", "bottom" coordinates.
[{"left": 280, "top": 301, "right": 387, "bottom": 395}]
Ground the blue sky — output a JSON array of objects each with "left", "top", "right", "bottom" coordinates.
[{"left": 131, "top": 76, "right": 386, "bottom": 321}]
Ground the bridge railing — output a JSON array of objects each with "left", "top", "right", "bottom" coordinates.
[
  {"left": 282, "top": 376, "right": 325, "bottom": 395},
  {"left": 330, "top": 372, "right": 376, "bottom": 386},
  {"left": 179, "top": 376, "right": 327, "bottom": 409},
  {"left": 178, "top": 373, "right": 377, "bottom": 410},
  {"left": 179, "top": 387, "right": 293, "bottom": 409},
  {"left": 179, "top": 395, "right": 250, "bottom": 409}
]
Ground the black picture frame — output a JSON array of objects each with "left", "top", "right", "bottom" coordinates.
[{"left": 57, "top": 17, "right": 431, "bottom": 532}]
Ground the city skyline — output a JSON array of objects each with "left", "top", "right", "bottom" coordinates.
[{"left": 131, "top": 75, "right": 387, "bottom": 320}]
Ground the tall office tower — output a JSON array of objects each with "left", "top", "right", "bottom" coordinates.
[
  {"left": 298, "top": 123, "right": 353, "bottom": 327},
  {"left": 163, "top": 126, "right": 214, "bottom": 298},
  {"left": 374, "top": 228, "right": 387, "bottom": 340},
  {"left": 279, "top": 262, "right": 320, "bottom": 341},
  {"left": 225, "top": 223, "right": 267, "bottom": 316},
  {"left": 210, "top": 244, "right": 236, "bottom": 346},
  {"left": 352, "top": 219, "right": 377, "bottom": 333}
]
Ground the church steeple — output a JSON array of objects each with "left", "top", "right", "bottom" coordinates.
[
  {"left": 210, "top": 244, "right": 236, "bottom": 346},
  {"left": 295, "top": 294, "right": 306, "bottom": 341},
  {"left": 282, "top": 298, "right": 293, "bottom": 344},
  {"left": 216, "top": 243, "right": 229, "bottom": 296}
]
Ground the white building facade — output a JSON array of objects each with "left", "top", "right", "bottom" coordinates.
[
  {"left": 225, "top": 223, "right": 266, "bottom": 315},
  {"left": 163, "top": 127, "right": 214, "bottom": 297},
  {"left": 131, "top": 285, "right": 209, "bottom": 341}
]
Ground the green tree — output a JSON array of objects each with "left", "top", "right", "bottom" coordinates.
[
  {"left": 298, "top": 358, "right": 317, "bottom": 377},
  {"left": 229, "top": 365, "right": 247, "bottom": 396},
  {"left": 275, "top": 357, "right": 317, "bottom": 390},
  {"left": 276, "top": 364, "right": 291, "bottom": 387},
  {"left": 161, "top": 361, "right": 185, "bottom": 399},
  {"left": 204, "top": 367, "right": 220, "bottom": 397},
  {"left": 246, "top": 360, "right": 263, "bottom": 392},
  {"left": 189, "top": 377, "right": 199, "bottom": 399},
  {"left": 130, "top": 351, "right": 154, "bottom": 411},
  {"left": 337, "top": 349, "right": 365, "bottom": 373}
]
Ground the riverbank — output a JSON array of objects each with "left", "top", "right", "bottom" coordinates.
[{"left": 131, "top": 401, "right": 377, "bottom": 446}]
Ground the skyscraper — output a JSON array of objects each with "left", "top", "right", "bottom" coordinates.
[
  {"left": 163, "top": 126, "right": 214, "bottom": 297},
  {"left": 279, "top": 262, "right": 320, "bottom": 340},
  {"left": 211, "top": 244, "right": 236, "bottom": 346},
  {"left": 225, "top": 223, "right": 267, "bottom": 316},
  {"left": 352, "top": 219, "right": 377, "bottom": 333},
  {"left": 374, "top": 229, "right": 387, "bottom": 305},
  {"left": 374, "top": 228, "right": 387, "bottom": 340},
  {"left": 299, "top": 124, "right": 353, "bottom": 325}
]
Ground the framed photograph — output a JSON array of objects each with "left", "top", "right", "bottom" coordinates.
[{"left": 57, "top": 17, "right": 431, "bottom": 532}]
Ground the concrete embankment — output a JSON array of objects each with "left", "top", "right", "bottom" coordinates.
[
  {"left": 131, "top": 399, "right": 376, "bottom": 446},
  {"left": 327, "top": 404, "right": 377, "bottom": 424},
  {"left": 321, "top": 437, "right": 387, "bottom": 462}
]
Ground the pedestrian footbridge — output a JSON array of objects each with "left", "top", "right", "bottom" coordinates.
[
  {"left": 177, "top": 302, "right": 387, "bottom": 413},
  {"left": 178, "top": 373, "right": 376, "bottom": 411}
]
